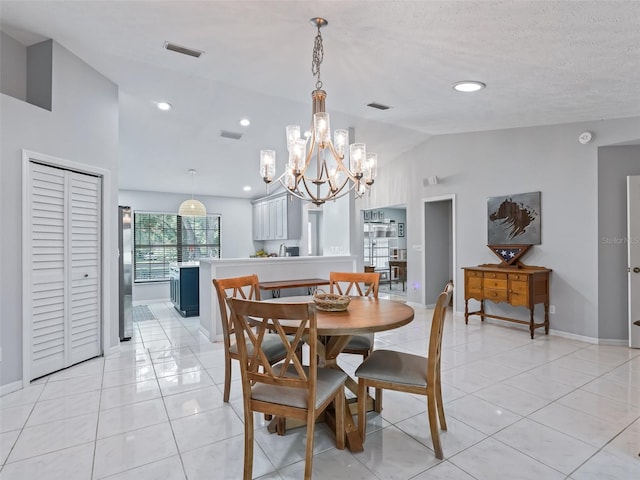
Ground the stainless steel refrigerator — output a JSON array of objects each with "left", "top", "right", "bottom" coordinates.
[{"left": 118, "top": 206, "right": 133, "bottom": 341}]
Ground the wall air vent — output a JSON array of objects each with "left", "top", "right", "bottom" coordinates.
[
  {"left": 367, "top": 102, "right": 391, "bottom": 111},
  {"left": 163, "top": 42, "right": 203, "bottom": 58},
  {"left": 220, "top": 130, "right": 243, "bottom": 140}
]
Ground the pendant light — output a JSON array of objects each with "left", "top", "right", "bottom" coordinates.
[{"left": 178, "top": 169, "right": 207, "bottom": 216}]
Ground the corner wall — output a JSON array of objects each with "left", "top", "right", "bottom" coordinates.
[{"left": 0, "top": 40, "right": 119, "bottom": 387}]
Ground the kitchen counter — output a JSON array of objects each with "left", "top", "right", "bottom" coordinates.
[{"left": 198, "top": 256, "right": 357, "bottom": 341}]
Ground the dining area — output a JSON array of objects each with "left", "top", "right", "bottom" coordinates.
[
  {"left": 213, "top": 271, "right": 454, "bottom": 479},
  {"left": 4, "top": 282, "right": 638, "bottom": 480}
]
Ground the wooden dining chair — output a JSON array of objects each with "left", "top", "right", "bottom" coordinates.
[
  {"left": 227, "top": 297, "right": 347, "bottom": 480},
  {"left": 355, "top": 281, "right": 454, "bottom": 459},
  {"left": 213, "top": 274, "right": 290, "bottom": 402},
  {"left": 329, "top": 271, "right": 380, "bottom": 359}
]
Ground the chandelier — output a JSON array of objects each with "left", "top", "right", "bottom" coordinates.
[{"left": 259, "top": 17, "right": 377, "bottom": 206}]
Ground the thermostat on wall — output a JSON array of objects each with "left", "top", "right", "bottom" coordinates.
[{"left": 578, "top": 131, "right": 593, "bottom": 144}]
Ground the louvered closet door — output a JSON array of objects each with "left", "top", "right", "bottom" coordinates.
[
  {"left": 68, "top": 172, "right": 101, "bottom": 364},
  {"left": 28, "top": 163, "right": 102, "bottom": 379},
  {"left": 29, "top": 164, "right": 67, "bottom": 378}
]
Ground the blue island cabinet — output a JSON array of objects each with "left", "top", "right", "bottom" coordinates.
[{"left": 170, "top": 263, "right": 200, "bottom": 317}]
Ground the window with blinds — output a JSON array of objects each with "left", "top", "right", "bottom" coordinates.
[{"left": 133, "top": 212, "right": 221, "bottom": 282}]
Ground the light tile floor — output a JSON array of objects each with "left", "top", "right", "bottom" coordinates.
[{"left": 1, "top": 300, "right": 640, "bottom": 479}]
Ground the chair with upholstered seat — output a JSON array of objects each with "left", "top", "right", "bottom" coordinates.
[
  {"left": 227, "top": 297, "right": 347, "bottom": 480},
  {"left": 329, "top": 271, "right": 380, "bottom": 359},
  {"left": 355, "top": 281, "right": 454, "bottom": 459},
  {"left": 329, "top": 271, "right": 382, "bottom": 410},
  {"left": 213, "top": 274, "right": 290, "bottom": 402}
]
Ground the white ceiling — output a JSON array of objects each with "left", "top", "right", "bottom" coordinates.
[{"left": 2, "top": 1, "right": 640, "bottom": 199}]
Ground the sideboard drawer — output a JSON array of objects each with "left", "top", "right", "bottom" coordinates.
[
  {"left": 483, "top": 288, "right": 508, "bottom": 302},
  {"left": 467, "top": 270, "right": 483, "bottom": 279},
  {"left": 484, "top": 272, "right": 507, "bottom": 280},
  {"left": 483, "top": 278, "right": 507, "bottom": 290},
  {"left": 509, "top": 273, "right": 528, "bottom": 282}
]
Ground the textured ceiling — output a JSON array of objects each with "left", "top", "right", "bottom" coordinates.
[{"left": 2, "top": 1, "right": 640, "bottom": 199}]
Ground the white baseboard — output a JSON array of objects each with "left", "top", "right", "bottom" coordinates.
[
  {"left": 595, "top": 338, "right": 629, "bottom": 346},
  {"left": 460, "top": 315, "right": 631, "bottom": 345},
  {"left": 547, "top": 328, "right": 599, "bottom": 344},
  {"left": 0, "top": 380, "right": 23, "bottom": 397}
]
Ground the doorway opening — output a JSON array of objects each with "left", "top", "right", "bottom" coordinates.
[
  {"left": 423, "top": 195, "right": 456, "bottom": 310},
  {"left": 362, "top": 205, "right": 407, "bottom": 301}
]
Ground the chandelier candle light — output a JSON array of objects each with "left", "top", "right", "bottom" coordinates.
[
  {"left": 178, "top": 169, "right": 207, "bottom": 216},
  {"left": 259, "top": 17, "right": 377, "bottom": 206}
]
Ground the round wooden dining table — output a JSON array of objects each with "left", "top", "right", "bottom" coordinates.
[{"left": 266, "top": 295, "right": 415, "bottom": 451}]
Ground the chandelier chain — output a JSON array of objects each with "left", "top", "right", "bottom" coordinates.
[{"left": 312, "top": 26, "right": 324, "bottom": 90}]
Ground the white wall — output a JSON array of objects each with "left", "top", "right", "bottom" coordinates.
[
  {"left": 1, "top": 41, "right": 119, "bottom": 387},
  {"left": 362, "top": 116, "right": 640, "bottom": 341},
  {"left": 118, "top": 189, "right": 255, "bottom": 302}
]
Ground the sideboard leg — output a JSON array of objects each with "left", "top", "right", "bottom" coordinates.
[
  {"left": 544, "top": 304, "right": 550, "bottom": 334},
  {"left": 529, "top": 309, "right": 535, "bottom": 339},
  {"left": 480, "top": 300, "right": 485, "bottom": 322},
  {"left": 464, "top": 300, "right": 469, "bottom": 324}
]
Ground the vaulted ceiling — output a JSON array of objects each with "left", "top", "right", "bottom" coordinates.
[{"left": 2, "top": 1, "right": 639, "bottom": 198}]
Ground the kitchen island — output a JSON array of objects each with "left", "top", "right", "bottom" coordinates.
[{"left": 198, "top": 256, "right": 358, "bottom": 341}]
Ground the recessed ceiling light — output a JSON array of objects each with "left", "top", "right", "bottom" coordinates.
[
  {"left": 243, "top": 186, "right": 251, "bottom": 192},
  {"left": 157, "top": 101, "right": 172, "bottom": 111},
  {"left": 452, "top": 81, "right": 486, "bottom": 93},
  {"left": 239, "top": 118, "right": 251, "bottom": 127}
]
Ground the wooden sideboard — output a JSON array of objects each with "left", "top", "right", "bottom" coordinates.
[{"left": 463, "top": 264, "right": 551, "bottom": 338}]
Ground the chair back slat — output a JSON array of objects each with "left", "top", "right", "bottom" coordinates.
[
  {"left": 427, "top": 281, "right": 454, "bottom": 380},
  {"left": 227, "top": 298, "right": 318, "bottom": 394},
  {"left": 213, "top": 275, "right": 261, "bottom": 347},
  {"left": 329, "top": 272, "right": 380, "bottom": 298}
]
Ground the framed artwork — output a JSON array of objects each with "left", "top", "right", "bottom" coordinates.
[
  {"left": 363, "top": 210, "right": 371, "bottom": 221},
  {"left": 487, "top": 191, "right": 541, "bottom": 245},
  {"left": 398, "top": 223, "right": 405, "bottom": 237}
]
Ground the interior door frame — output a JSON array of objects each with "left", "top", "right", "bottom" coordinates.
[
  {"left": 22, "top": 150, "right": 112, "bottom": 386},
  {"left": 421, "top": 194, "right": 457, "bottom": 312},
  {"left": 628, "top": 175, "right": 640, "bottom": 348}
]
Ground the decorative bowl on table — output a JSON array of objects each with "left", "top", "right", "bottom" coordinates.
[{"left": 313, "top": 289, "right": 350, "bottom": 312}]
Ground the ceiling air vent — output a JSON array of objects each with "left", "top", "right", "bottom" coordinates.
[
  {"left": 163, "top": 41, "right": 203, "bottom": 58},
  {"left": 367, "top": 102, "right": 391, "bottom": 111},
  {"left": 220, "top": 130, "right": 243, "bottom": 140}
]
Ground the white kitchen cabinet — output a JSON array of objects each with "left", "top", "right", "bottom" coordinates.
[
  {"left": 252, "top": 192, "right": 302, "bottom": 240},
  {"left": 261, "top": 200, "right": 270, "bottom": 240},
  {"left": 252, "top": 202, "right": 261, "bottom": 241}
]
